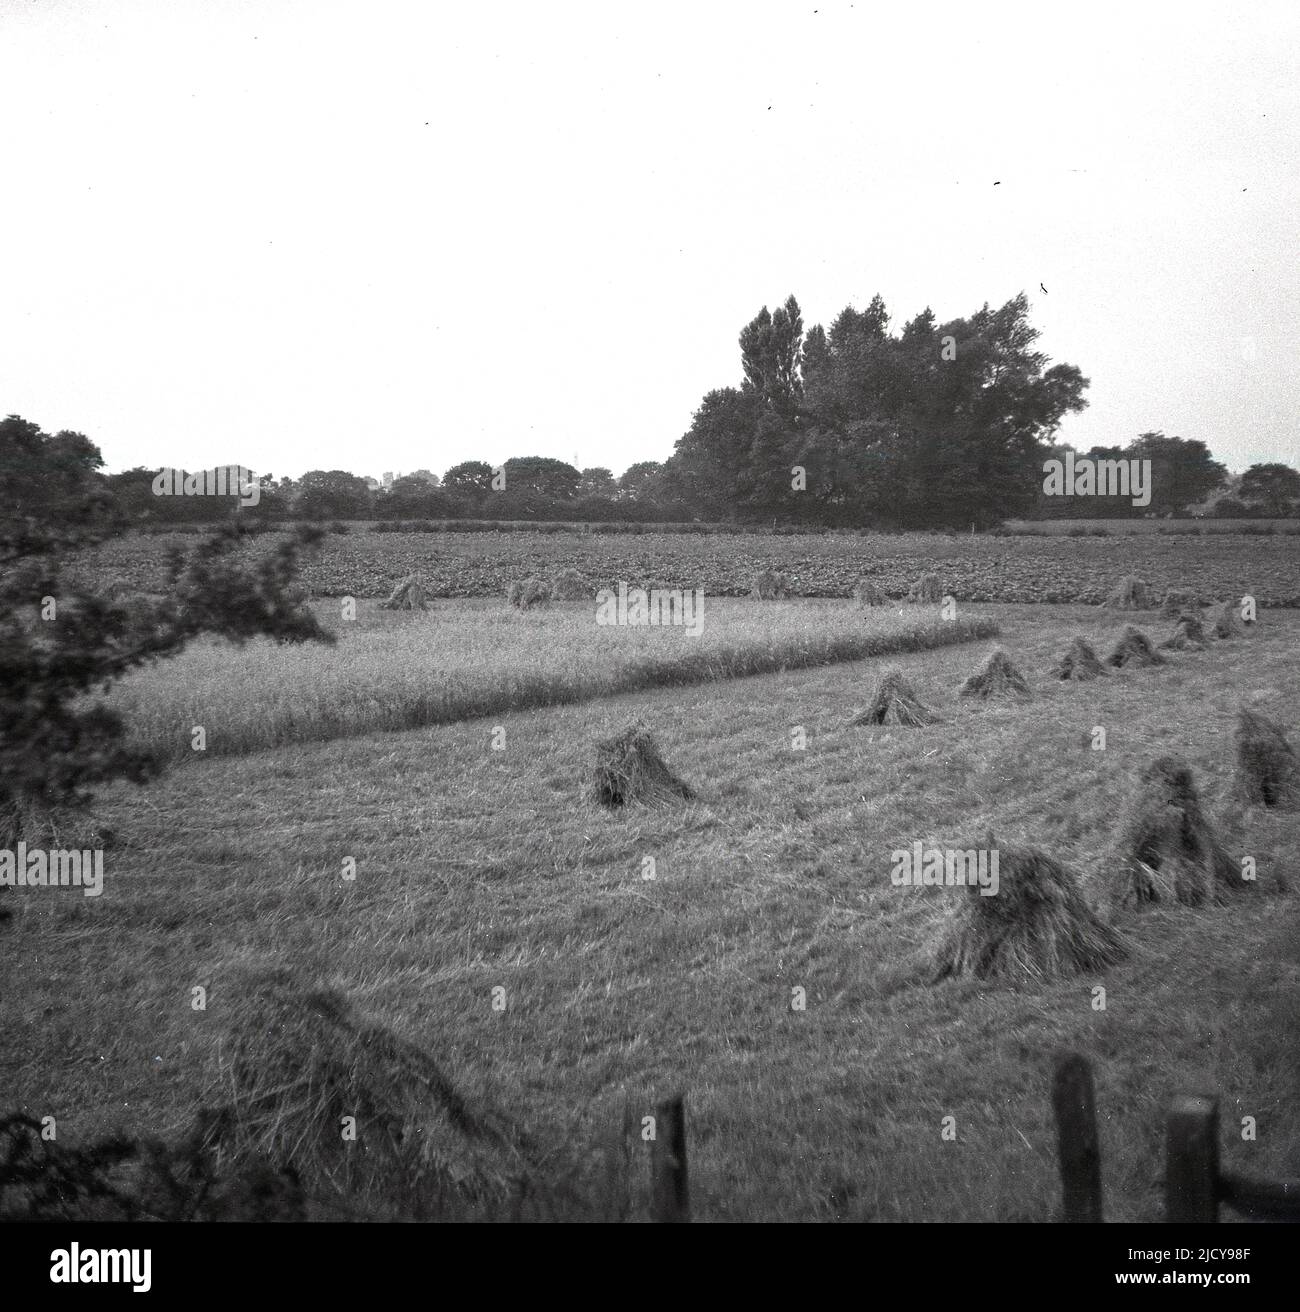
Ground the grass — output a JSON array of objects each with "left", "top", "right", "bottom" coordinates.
[
  {"left": 104, "top": 599, "right": 998, "bottom": 763},
  {"left": 3, "top": 603, "right": 1298, "bottom": 1220}
]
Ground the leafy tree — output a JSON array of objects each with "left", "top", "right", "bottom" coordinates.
[
  {"left": 1238, "top": 462, "right": 1300, "bottom": 516},
  {"left": 1127, "top": 432, "right": 1226, "bottom": 516},
  {"left": 0, "top": 415, "right": 112, "bottom": 528},
  {"left": 294, "top": 470, "right": 373, "bottom": 520},
  {"left": 616, "top": 461, "right": 664, "bottom": 499},
  {"left": 577, "top": 467, "right": 616, "bottom": 498},
  {"left": 739, "top": 294, "right": 804, "bottom": 415},
  {"left": 1, "top": 433, "right": 331, "bottom": 917},
  {"left": 442, "top": 461, "right": 495, "bottom": 495},
  {"left": 501, "top": 456, "right": 580, "bottom": 500}
]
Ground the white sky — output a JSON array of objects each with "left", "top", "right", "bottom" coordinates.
[{"left": 2, "top": 0, "right": 1297, "bottom": 480}]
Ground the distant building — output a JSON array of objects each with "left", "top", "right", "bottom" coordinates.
[
  {"left": 382, "top": 471, "right": 394, "bottom": 490},
  {"left": 363, "top": 476, "right": 380, "bottom": 491}
]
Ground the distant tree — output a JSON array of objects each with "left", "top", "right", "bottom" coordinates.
[
  {"left": 1213, "top": 496, "right": 1251, "bottom": 518},
  {"left": 442, "top": 460, "right": 495, "bottom": 495},
  {"left": 408, "top": 468, "right": 441, "bottom": 487},
  {"left": 1128, "top": 432, "right": 1226, "bottom": 516},
  {"left": 294, "top": 470, "right": 373, "bottom": 520},
  {"left": 1238, "top": 462, "right": 1300, "bottom": 516},
  {"left": 739, "top": 294, "right": 804, "bottom": 415},
  {"left": 502, "top": 456, "right": 581, "bottom": 500},
  {"left": 577, "top": 467, "right": 616, "bottom": 498},
  {"left": 617, "top": 461, "right": 664, "bottom": 499},
  {"left": 0, "top": 415, "right": 112, "bottom": 529}
]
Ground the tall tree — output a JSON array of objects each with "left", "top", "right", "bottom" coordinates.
[
  {"left": 1127, "top": 432, "right": 1226, "bottom": 516},
  {"left": 1238, "top": 462, "right": 1300, "bottom": 516}
]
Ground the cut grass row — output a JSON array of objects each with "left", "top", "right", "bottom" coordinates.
[{"left": 106, "top": 600, "right": 1000, "bottom": 763}]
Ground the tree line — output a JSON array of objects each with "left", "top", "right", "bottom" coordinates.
[{"left": 5, "top": 291, "right": 1298, "bottom": 529}]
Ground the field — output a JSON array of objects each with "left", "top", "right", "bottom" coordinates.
[
  {"left": 72, "top": 525, "right": 1300, "bottom": 606},
  {"left": 4, "top": 592, "right": 1298, "bottom": 1221},
  {"left": 105, "top": 600, "right": 998, "bottom": 763}
]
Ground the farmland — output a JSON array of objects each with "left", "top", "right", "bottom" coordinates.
[
  {"left": 71, "top": 525, "right": 1300, "bottom": 606},
  {"left": 4, "top": 596, "right": 1298, "bottom": 1220}
]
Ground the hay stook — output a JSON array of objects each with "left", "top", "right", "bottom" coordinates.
[
  {"left": 1106, "top": 625, "right": 1166, "bottom": 668},
  {"left": 1104, "top": 575, "right": 1152, "bottom": 610},
  {"left": 1107, "top": 756, "right": 1240, "bottom": 908},
  {"left": 1054, "top": 636, "right": 1108, "bottom": 681},
  {"left": 849, "top": 669, "right": 942, "bottom": 726},
  {"left": 959, "top": 647, "right": 1031, "bottom": 699},
  {"left": 928, "top": 841, "right": 1125, "bottom": 983},
  {"left": 1233, "top": 708, "right": 1300, "bottom": 810},
  {"left": 378, "top": 575, "right": 428, "bottom": 610},
  {"left": 591, "top": 723, "right": 696, "bottom": 808}
]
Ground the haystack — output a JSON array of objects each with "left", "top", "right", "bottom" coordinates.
[
  {"left": 751, "top": 570, "right": 792, "bottom": 600},
  {"left": 507, "top": 577, "right": 551, "bottom": 610},
  {"left": 591, "top": 723, "right": 695, "bottom": 808},
  {"left": 849, "top": 669, "right": 941, "bottom": 727},
  {"left": 908, "top": 572, "right": 943, "bottom": 604},
  {"left": 202, "top": 964, "right": 527, "bottom": 1216},
  {"left": 1159, "top": 612, "right": 1207, "bottom": 651},
  {"left": 1106, "top": 625, "right": 1165, "bottom": 668},
  {"left": 851, "top": 576, "right": 887, "bottom": 607},
  {"left": 1232, "top": 708, "right": 1300, "bottom": 810},
  {"left": 1161, "top": 587, "right": 1201, "bottom": 618},
  {"left": 1209, "top": 599, "right": 1241, "bottom": 639},
  {"left": 1106, "top": 756, "right": 1239, "bottom": 908},
  {"left": 378, "top": 575, "right": 428, "bottom": 611},
  {"left": 958, "top": 647, "right": 1031, "bottom": 699},
  {"left": 551, "top": 568, "right": 592, "bottom": 601},
  {"left": 928, "top": 842, "right": 1126, "bottom": 983},
  {"left": 1053, "top": 636, "right": 1108, "bottom": 681},
  {"left": 1104, "top": 575, "right": 1152, "bottom": 610}
]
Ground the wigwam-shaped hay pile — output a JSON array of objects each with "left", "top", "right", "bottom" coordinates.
[
  {"left": 751, "top": 569, "right": 792, "bottom": 600},
  {"left": 1106, "top": 756, "right": 1238, "bottom": 908},
  {"left": 203, "top": 964, "right": 527, "bottom": 1217},
  {"left": 1161, "top": 587, "right": 1201, "bottom": 618},
  {"left": 851, "top": 576, "right": 887, "bottom": 607},
  {"left": 551, "top": 568, "right": 592, "bottom": 601},
  {"left": 908, "top": 572, "right": 943, "bottom": 603},
  {"left": 959, "top": 647, "right": 1031, "bottom": 700},
  {"left": 928, "top": 842, "right": 1126, "bottom": 983},
  {"left": 1105, "top": 575, "right": 1152, "bottom": 610},
  {"left": 1054, "top": 636, "right": 1108, "bottom": 681},
  {"left": 1106, "top": 625, "right": 1166, "bottom": 668},
  {"left": 378, "top": 575, "right": 428, "bottom": 610},
  {"left": 1233, "top": 708, "right": 1300, "bottom": 810},
  {"left": 849, "top": 669, "right": 941, "bottom": 727},
  {"left": 1209, "top": 599, "right": 1242, "bottom": 639},
  {"left": 1160, "top": 612, "right": 1207, "bottom": 651},
  {"left": 591, "top": 723, "right": 695, "bottom": 808},
  {"left": 507, "top": 577, "right": 551, "bottom": 610}
]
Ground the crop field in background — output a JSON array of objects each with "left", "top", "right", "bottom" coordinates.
[
  {"left": 106, "top": 600, "right": 998, "bottom": 763},
  {"left": 71, "top": 526, "right": 1300, "bottom": 605},
  {"left": 4, "top": 600, "right": 1298, "bottom": 1220}
]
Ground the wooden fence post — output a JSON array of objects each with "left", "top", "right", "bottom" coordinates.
[
  {"left": 652, "top": 1093, "right": 690, "bottom": 1222},
  {"left": 1166, "top": 1095, "right": 1219, "bottom": 1222},
  {"left": 1051, "top": 1051, "right": 1103, "bottom": 1222}
]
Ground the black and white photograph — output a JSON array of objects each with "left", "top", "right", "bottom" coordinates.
[{"left": 1, "top": 0, "right": 1297, "bottom": 1279}]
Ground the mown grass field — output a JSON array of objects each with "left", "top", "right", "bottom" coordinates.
[
  {"left": 69, "top": 524, "right": 1300, "bottom": 605},
  {"left": 4, "top": 599, "right": 1297, "bottom": 1221}
]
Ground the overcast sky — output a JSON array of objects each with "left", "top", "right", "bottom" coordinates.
[{"left": 3, "top": 0, "right": 1297, "bottom": 481}]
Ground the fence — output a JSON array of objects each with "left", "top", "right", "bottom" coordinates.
[
  {"left": 646, "top": 1056, "right": 1299, "bottom": 1222},
  {"left": 1052, "top": 1051, "right": 1300, "bottom": 1223}
]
